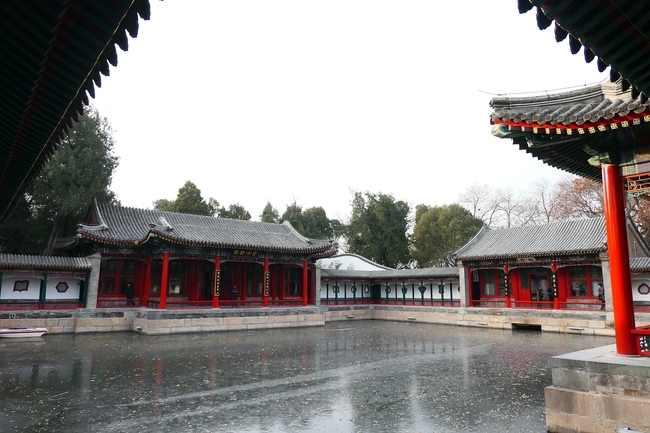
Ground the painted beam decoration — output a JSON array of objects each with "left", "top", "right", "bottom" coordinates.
[{"left": 490, "top": 81, "right": 650, "bottom": 191}]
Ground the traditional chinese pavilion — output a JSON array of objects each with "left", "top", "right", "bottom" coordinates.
[
  {"left": 455, "top": 216, "right": 649, "bottom": 309},
  {"left": 57, "top": 201, "right": 338, "bottom": 309},
  {"left": 490, "top": 77, "right": 650, "bottom": 357}
]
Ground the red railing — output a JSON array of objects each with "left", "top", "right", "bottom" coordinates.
[
  {"left": 138, "top": 298, "right": 307, "bottom": 309},
  {"left": 631, "top": 325, "right": 650, "bottom": 356},
  {"left": 469, "top": 298, "right": 606, "bottom": 311},
  {"left": 320, "top": 299, "right": 461, "bottom": 307}
]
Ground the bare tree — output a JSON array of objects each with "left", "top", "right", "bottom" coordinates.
[
  {"left": 529, "top": 178, "right": 559, "bottom": 224},
  {"left": 494, "top": 188, "right": 523, "bottom": 228},
  {"left": 553, "top": 177, "right": 603, "bottom": 220},
  {"left": 513, "top": 194, "right": 539, "bottom": 227},
  {"left": 458, "top": 183, "right": 500, "bottom": 227}
]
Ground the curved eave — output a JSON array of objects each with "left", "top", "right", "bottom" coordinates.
[
  {"left": 78, "top": 230, "right": 336, "bottom": 257},
  {"left": 492, "top": 110, "right": 650, "bottom": 135},
  {"left": 0, "top": 0, "right": 151, "bottom": 223},
  {"left": 78, "top": 232, "right": 147, "bottom": 247},
  {"left": 491, "top": 124, "right": 602, "bottom": 182},
  {"left": 151, "top": 232, "right": 335, "bottom": 256},
  {"left": 457, "top": 248, "right": 605, "bottom": 262},
  {"left": 524, "top": 0, "right": 650, "bottom": 99}
]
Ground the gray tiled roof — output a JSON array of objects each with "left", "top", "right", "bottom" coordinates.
[
  {"left": 490, "top": 81, "right": 648, "bottom": 127},
  {"left": 454, "top": 217, "right": 607, "bottom": 260},
  {"left": 0, "top": 254, "right": 91, "bottom": 271},
  {"left": 78, "top": 202, "right": 337, "bottom": 256},
  {"left": 321, "top": 267, "right": 459, "bottom": 280},
  {"left": 631, "top": 257, "right": 650, "bottom": 272}
]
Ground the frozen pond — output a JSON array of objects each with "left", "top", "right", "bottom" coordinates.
[{"left": 1, "top": 321, "right": 612, "bottom": 433}]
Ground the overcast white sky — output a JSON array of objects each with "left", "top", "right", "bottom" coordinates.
[{"left": 92, "top": 0, "right": 607, "bottom": 222}]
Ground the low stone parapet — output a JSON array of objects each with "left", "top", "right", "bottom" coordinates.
[
  {"left": 0, "top": 306, "right": 647, "bottom": 336},
  {"left": 546, "top": 345, "right": 650, "bottom": 433}
]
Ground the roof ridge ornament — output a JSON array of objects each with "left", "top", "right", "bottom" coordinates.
[
  {"left": 77, "top": 223, "right": 108, "bottom": 231},
  {"left": 150, "top": 216, "right": 173, "bottom": 231}
]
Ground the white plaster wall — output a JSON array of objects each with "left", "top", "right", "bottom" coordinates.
[
  {"left": 1, "top": 277, "right": 41, "bottom": 300},
  {"left": 631, "top": 278, "right": 650, "bottom": 303},
  {"left": 46, "top": 278, "right": 82, "bottom": 300},
  {"left": 320, "top": 280, "right": 460, "bottom": 302}
]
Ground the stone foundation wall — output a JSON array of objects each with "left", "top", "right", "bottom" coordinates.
[
  {"left": 1, "top": 306, "right": 648, "bottom": 336},
  {"left": 0, "top": 308, "right": 327, "bottom": 335},
  {"left": 132, "top": 308, "right": 326, "bottom": 335},
  {"left": 367, "top": 306, "right": 634, "bottom": 337},
  {"left": 325, "top": 305, "right": 373, "bottom": 322},
  {"left": 546, "top": 345, "right": 650, "bottom": 433}
]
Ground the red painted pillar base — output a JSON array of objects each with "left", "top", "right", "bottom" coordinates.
[{"left": 602, "top": 164, "right": 637, "bottom": 355}]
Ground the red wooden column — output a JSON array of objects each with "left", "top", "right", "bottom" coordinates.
[
  {"left": 602, "top": 163, "right": 637, "bottom": 355},
  {"left": 263, "top": 258, "right": 270, "bottom": 307},
  {"left": 302, "top": 259, "right": 308, "bottom": 306},
  {"left": 160, "top": 252, "right": 170, "bottom": 310},
  {"left": 466, "top": 265, "right": 473, "bottom": 307},
  {"left": 142, "top": 256, "right": 152, "bottom": 307},
  {"left": 212, "top": 255, "right": 221, "bottom": 308}
]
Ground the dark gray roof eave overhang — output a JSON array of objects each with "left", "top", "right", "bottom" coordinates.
[
  {"left": 0, "top": 1, "right": 151, "bottom": 223},
  {"left": 0, "top": 254, "right": 91, "bottom": 271},
  {"left": 456, "top": 249, "right": 605, "bottom": 262},
  {"left": 522, "top": 0, "right": 650, "bottom": 98},
  {"left": 78, "top": 231, "right": 336, "bottom": 257}
]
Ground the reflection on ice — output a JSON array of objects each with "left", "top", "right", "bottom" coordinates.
[{"left": 1, "top": 322, "right": 612, "bottom": 433}]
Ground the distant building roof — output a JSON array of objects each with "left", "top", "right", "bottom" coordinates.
[
  {"left": 454, "top": 217, "right": 610, "bottom": 260},
  {"left": 0, "top": 254, "right": 91, "bottom": 271},
  {"left": 321, "top": 267, "right": 459, "bottom": 280},
  {"left": 630, "top": 257, "right": 650, "bottom": 273},
  {"left": 73, "top": 201, "right": 337, "bottom": 257},
  {"left": 318, "top": 253, "right": 392, "bottom": 271}
]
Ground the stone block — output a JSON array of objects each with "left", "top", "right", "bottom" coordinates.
[
  {"left": 545, "top": 386, "right": 598, "bottom": 418},
  {"left": 148, "top": 327, "right": 171, "bottom": 335},
  {"left": 599, "top": 394, "right": 650, "bottom": 430},
  {"left": 545, "top": 410, "right": 577, "bottom": 433},
  {"left": 576, "top": 415, "right": 615, "bottom": 433},
  {"left": 170, "top": 326, "right": 201, "bottom": 334},
  {"left": 552, "top": 368, "right": 590, "bottom": 391},
  {"left": 59, "top": 318, "right": 74, "bottom": 327}
]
